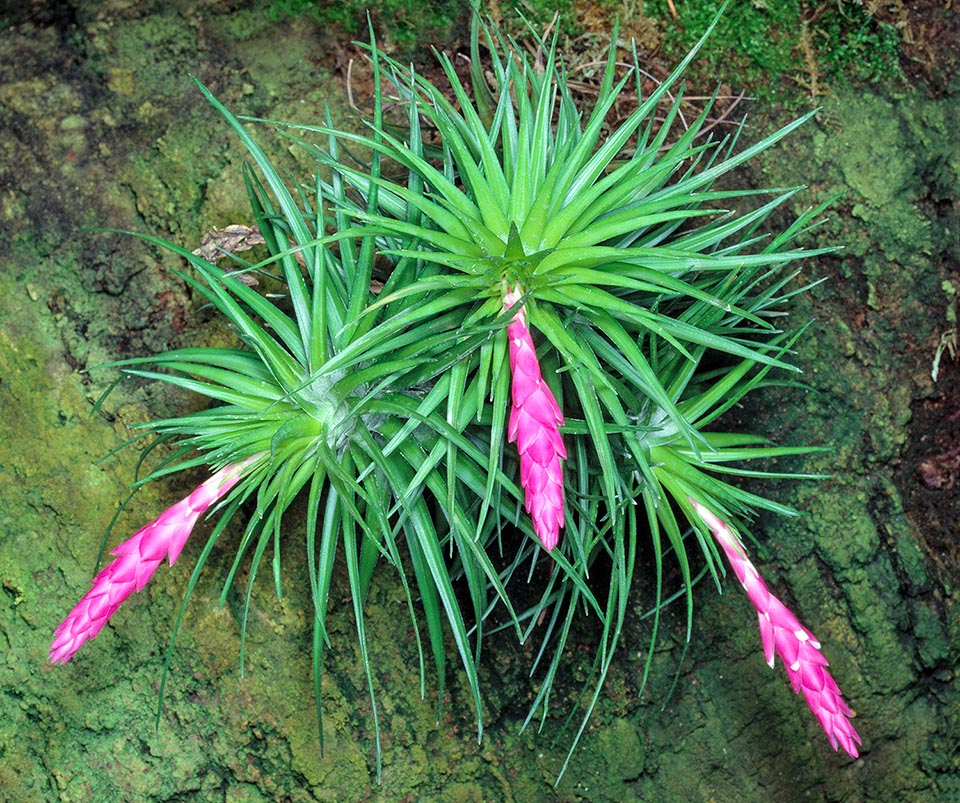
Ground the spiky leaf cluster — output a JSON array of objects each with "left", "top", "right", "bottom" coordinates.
[{"left": 103, "top": 9, "right": 831, "bottom": 779}]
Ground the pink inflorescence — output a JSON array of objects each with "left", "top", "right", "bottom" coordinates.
[
  {"left": 50, "top": 456, "right": 261, "bottom": 664},
  {"left": 504, "top": 286, "right": 566, "bottom": 551},
  {"left": 691, "top": 499, "right": 862, "bottom": 758}
]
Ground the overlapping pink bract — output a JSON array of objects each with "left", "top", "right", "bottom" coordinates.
[
  {"left": 49, "top": 456, "right": 260, "bottom": 664},
  {"left": 504, "top": 286, "right": 566, "bottom": 551},
  {"left": 691, "top": 500, "right": 862, "bottom": 758}
]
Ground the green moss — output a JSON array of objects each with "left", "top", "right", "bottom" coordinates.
[
  {"left": 815, "top": 8, "right": 904, "bottom": 85},
  {"left": 643, "top": 0, "right": 904, "bottom": 100},
  {"left": 658, "top": 0, "right": 802, "bottom": 73},
  {"left": 268, "top": 0, "right": 470, "bottom": 52}
]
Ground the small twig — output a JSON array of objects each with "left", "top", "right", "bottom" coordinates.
[{"left": 347, "top": 57, "right": 358, "bottom": 112}]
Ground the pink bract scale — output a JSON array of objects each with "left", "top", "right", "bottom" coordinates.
[
  {"left": 504, "top": 286, "right": 566, "bottom": 551},
  {"left": 691, "top": 499, "right": 862, "bottom": 757},
  {"left": 49, "top": 455, "right": 262, "bottom": 664}
]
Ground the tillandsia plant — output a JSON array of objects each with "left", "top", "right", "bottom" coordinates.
[{"left": 51, "top": 4, "right": 860, "bottom": 781}]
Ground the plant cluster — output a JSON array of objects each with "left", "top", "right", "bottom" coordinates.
[{"left": 51, "top": 7, "right": 860, "bottom": 780}]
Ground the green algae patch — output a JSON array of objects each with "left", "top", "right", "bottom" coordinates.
[
  {"left": 0, "top": 269, "right": 184, "bottom": 803},
  {"left": 551, "top": 718, "right": 645, "bottom": 801}
]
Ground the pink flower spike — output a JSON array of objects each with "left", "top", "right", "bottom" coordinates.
[
  {"left": 50, "top": 454, "right": 262, "bottom": 665},
  {"left": 690, "top": 499, "right": 862, "bottom": 758},
  {"left": 504, "top": 286, "right": 566, "bottom": 551}
]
